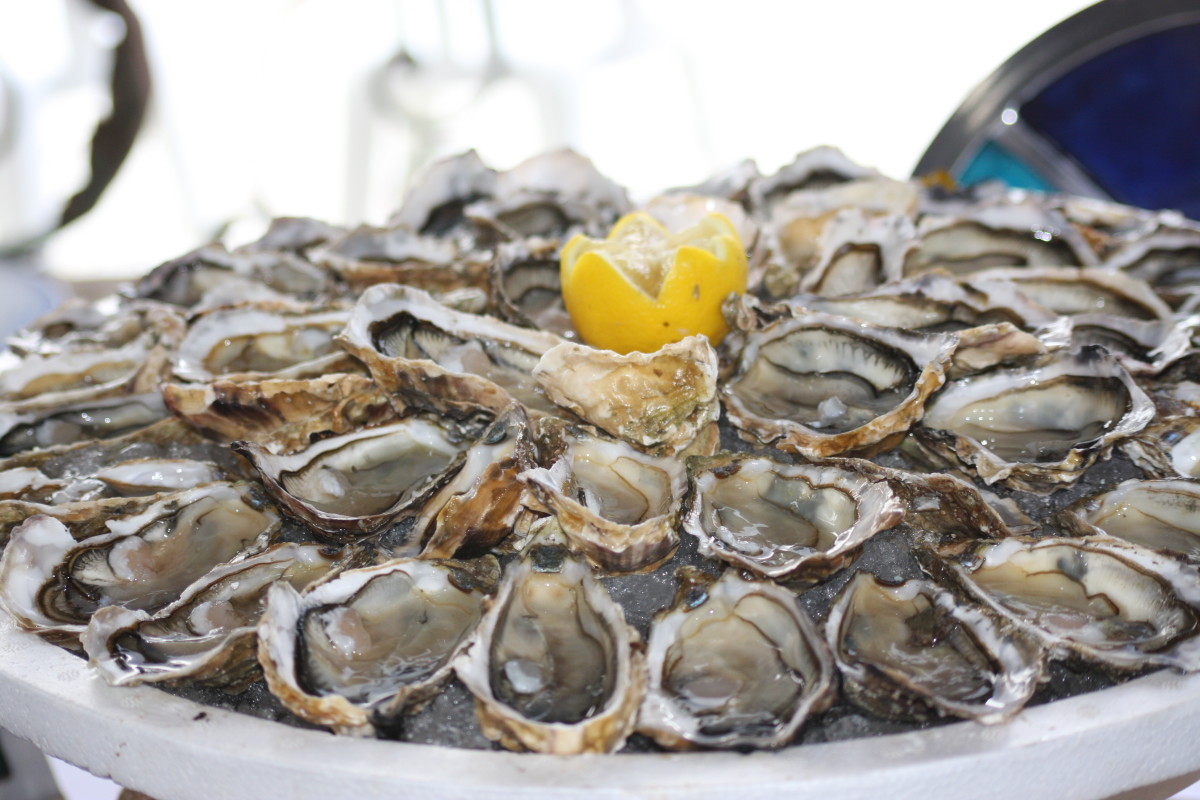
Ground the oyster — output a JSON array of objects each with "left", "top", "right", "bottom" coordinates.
[
  {"left": 532, "top": 335, "right": 719, "bottom": 454},
  {"left": 0, "top": 392, "right": 168, "bottom": 458},
  {"left": 797, "top": 210, "right": 918, "bottom": 297},
  {"left": 81, "top": 543, "right": 339, "bottom": 690},
  {"left": 723, "top": 311, "right": 955, "bottom": 458},
  {"left": 826, "top": 571, "right": 1043, "bottom": 723},
  {"left": 0, "top": 483, "right": 279, "bottom": 643},
  {"left": 488, "top": 238, "right": 574, "bottom": 337},
  {"left": 1121, "top": 415, "right": 1200, "bottom": 479},
  {"left": 309, "top": 224, "right": 488, "bottom": 295},
  {"left": 171, "top": 302, "right": 353, "bottom": 382},
  {"left": 520, "top": 428, "right": 687, "bottom": 573},
  {"left": 639, "top": 568, "right": 835, "bottom": 749},
  {"left": 0, "top": 331, "right": 169, "bottom": 405},
  {"left": 904, "top": 196, "right": 1098, "bottom": 276},
  {"left": 1059, "top": 479, "right": 1200, "bottom": 560},
  {"left": 162, "top": 374, "right": 393, "bottom": 453},
  {"left": 916, "top": 347, "right": 1155, "bottom": 492},
  {"left": 683, "top": 454, "right": 903, "bottom": 581},
  {"left": 453, "top": 528, "right": 644, "bottom": 753},
  {"left": 258, "top": 557, "right": 498, "bottom": 735},
  {"left": 338, "top": 284, "right": 565, "bottom": 417},
  {"left": 940, "top": 537, "right": 1200, "bottom": 671},
  {"left": 389, "top": 150, "right": 498, "bottom": 240},
  {"left": 236, "top": 406, "right": 533, "bottom": 554}
]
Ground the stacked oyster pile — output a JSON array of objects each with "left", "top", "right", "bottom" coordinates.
[{"left": 3, "top": 146, "right": 1200, "bottom": 754}]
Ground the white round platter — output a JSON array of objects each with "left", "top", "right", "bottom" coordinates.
[{"left": 2, "top": 609, "right": 1200, "bottom": 800}]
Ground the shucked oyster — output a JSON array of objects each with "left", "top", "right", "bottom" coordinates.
[
  {"left": 236, "top": 405, "right": 533, "bottom": 553},
  {"left": 826, "top": 572, "right": 1043, "bottom": 723},
  {"left": 639, "top": 568, "right": 835, "bottom": 749},
  {"left": 683, "top": 454, "right": 903, "bottom": 582},
  {"left": 1058, "top": 479, "right": 1200, "bottom": 561},
  {"left": 454, "top": 526, "right": 644, "bottom": 753},
  {"left": 916, "top": 347, "right": 1154, "bottom": 493},
  {"left": 723, "top": 311, "right": 955, "bottom": 458},
  {"left": 258, "top": 556, "right": 498, "bottom": 735},
  {"left": 338, "top": 284, "right": 565, "bottom": 417},
  {"left": 0, "top": 392, "right": 168, "bottom": 458},
  {"left": 81, "top": 543, "right": 339, "bottom": 690},
  {"left": 940, "top": 537, "right": 1200, "bottom": 672},
  {"left": 520, "top": 427, "right": 688, "bottom": 573},
  {"left": 0, "top": 482, "right": 279, "bottom": 644}
]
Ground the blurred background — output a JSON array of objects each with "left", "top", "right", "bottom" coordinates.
[
  {"left": 9, "top": 1, "right": 1200, "bottom": 798},
  {"left": 0, "top": 0, "right": 1098, "bottom": 285}
]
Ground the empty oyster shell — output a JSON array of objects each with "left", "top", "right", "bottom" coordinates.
[
  {"left": 826, "top": 571, "right": 1043, "bottom": 723},
  {"left": 520, "top": 428, "right": 687, "bottom": 573},
  {"left": 0, "top": 482, "right": 279, "bottom": 643},
  {"left": 639, "top": 568, "right": 835, "bottom": 749},
  {"left": 1059, "top": 479, "right": 1200, "bottom": 560},
  {"left": 532, "top": 335, "right": 719, "bottom": 454},
  {"left": 723, "top": 311, "right": 955, "bottom": 458},
  {"left": 453, "top": 528, "right": 644, "bottom": 753},
  {"left": 683, "top": 454, "right": 903, "bottom": 581},
  {"left": 81, "top": 543, "right": 339, "bottom": 690},
  {"left": 940, "top": 536, "right": 1200, "bottom": 671},
  {"left": 916, "top": 347, "right": 1155, "bottom": 493},
  {"left": 338, "top": 284, "right": 565, "bottom": 417},
  {"left": 258, "top": 556, "right": 498, "bottom": 735}
]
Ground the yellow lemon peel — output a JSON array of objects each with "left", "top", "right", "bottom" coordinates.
[{"left": 560, "top": 212, "right": 748, "bottom": 354}]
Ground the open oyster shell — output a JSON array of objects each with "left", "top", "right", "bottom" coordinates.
[
  {"left": 520, "top": 427, "right": 687, "bottom": 573},
  {"left": 337, "top": 284, "right": 566, "bottom": 417},
  {"left": 171, "top": 302, "right": 354, "bottom": 382},
  {"left": 683, "top": 454, "right": 903, "bottom": 582},
  {"left": 0, "top": 482, "right": 279, "bottom": 644},
  {"left": 639, "top": 568, "right": 835, "bottom": 749},
  {"left": 81, "top": 543, "right": 340, "bottom": 690},
  {"left": 1121, "top": 415, "right": 1200, "bottom": 479},
  {"left": 938, "top": 536, "right": 1200, "bottom": 672},
  {"left": 916, "top": 347, "right": 1155, "bottom": 493},
  {"left": 827, "top": 571, "right": 1043, "bottom": 724},
  {"left": 258, "top": 556, "right": 498, "bottom": 736},
  {"left": 723, "top": 311, "right": 955, "bottom": 458},
  {"left": 1058, "top": 479, "right": 1200, "bottom": 561},
  {"left": 532, "top": 335, "right": 719, "bottom": 455},
  {"left": 309, "top": 224, "right": 490, "bottom": 295},
  {"left": 235, "top": 405, "right": 533, "bottom": 553},
  {"left": 488, "top": 237, "right": 574, "bottom": 338},
  {"left": 453, "top": 528, "right": 644, "bottom": 753},
  {"left": 0, "top": 392, "right": 168, "bottom": 458}
]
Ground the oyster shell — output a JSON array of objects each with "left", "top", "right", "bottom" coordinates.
[
  {"left": 1059, "top": 479, "right": 1200, "bottom": 560},
  {"left": 162, "top": 374, "right": 393, "bottom": 452},
  {"left": 723, "top": 311, "right": 955, "bottom": 458},
  {"left": 940, "top": 537, "right": 1200, "bottom": 671},
  {"left": 309, "top": 224, "right": 489, "bottom": 294},
  {"left": 81, "top": 543, "right": 339, "bottom": 690},
  {"left": 236, "top": 406, "right": 533, "bottom": 553},
  {"left": 0, "top": 482, "right": 279, "bottom": 643},
  {"left": 916, "top": 347, "right": 1155, "bottom": 493},
  {"left": 453, "top": 528, "right": 644, "bottom": 753},
  {"left": 1121, "top": 415, "right": 1200, "bottom": 479},
  {"left": 683, "top": 454, "right": 903, "bottom": 581},
  {"left": 826, "top": 571, "right": 1043, "bottom": 723},
  {"left": 639, "top": 568, "right": 835, "bottom": 749},
  {"left": 258, "top": 556, "right": 498, "bottom": 735},
  {"left": 532, "top": 335, "right": 719, "bottom": 454},
  {"left": 338, "top": 284, "right": 565, "bottom": 417},
  {"left": 520, "top": 428, "right": 687, "bottom": 573},
  {"left": 798, "top": 210, "right": 919, "bottom": 297},
  {"left": 0, "top": 392, "right": 168, "bottom": 458},
  {"left": 171, "top": 302, "right": 353, "bottom": 382},
  {"left": 488, "top": 238, "right": 574, "bottom": 338}
]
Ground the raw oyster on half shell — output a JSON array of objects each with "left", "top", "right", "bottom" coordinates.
[
  {"left": 827, "top": 571, "right": 1043, "bottom": 723},
  {"left": 1058, "top": 479, "right": 1200, "bottom": 560},
  {"left": 639, "top": 568, "right": 835, "bottom": 749},
  {"left": 258, "top": 556, "right": 498, "bottom": 735},
  {"left": 453, "top": 526, "right": 644, "bottom": 753}
]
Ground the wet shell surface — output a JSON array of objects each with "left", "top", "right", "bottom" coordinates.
[{"left": 639, "top": 568, "right": 835, "bottom": 749}]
